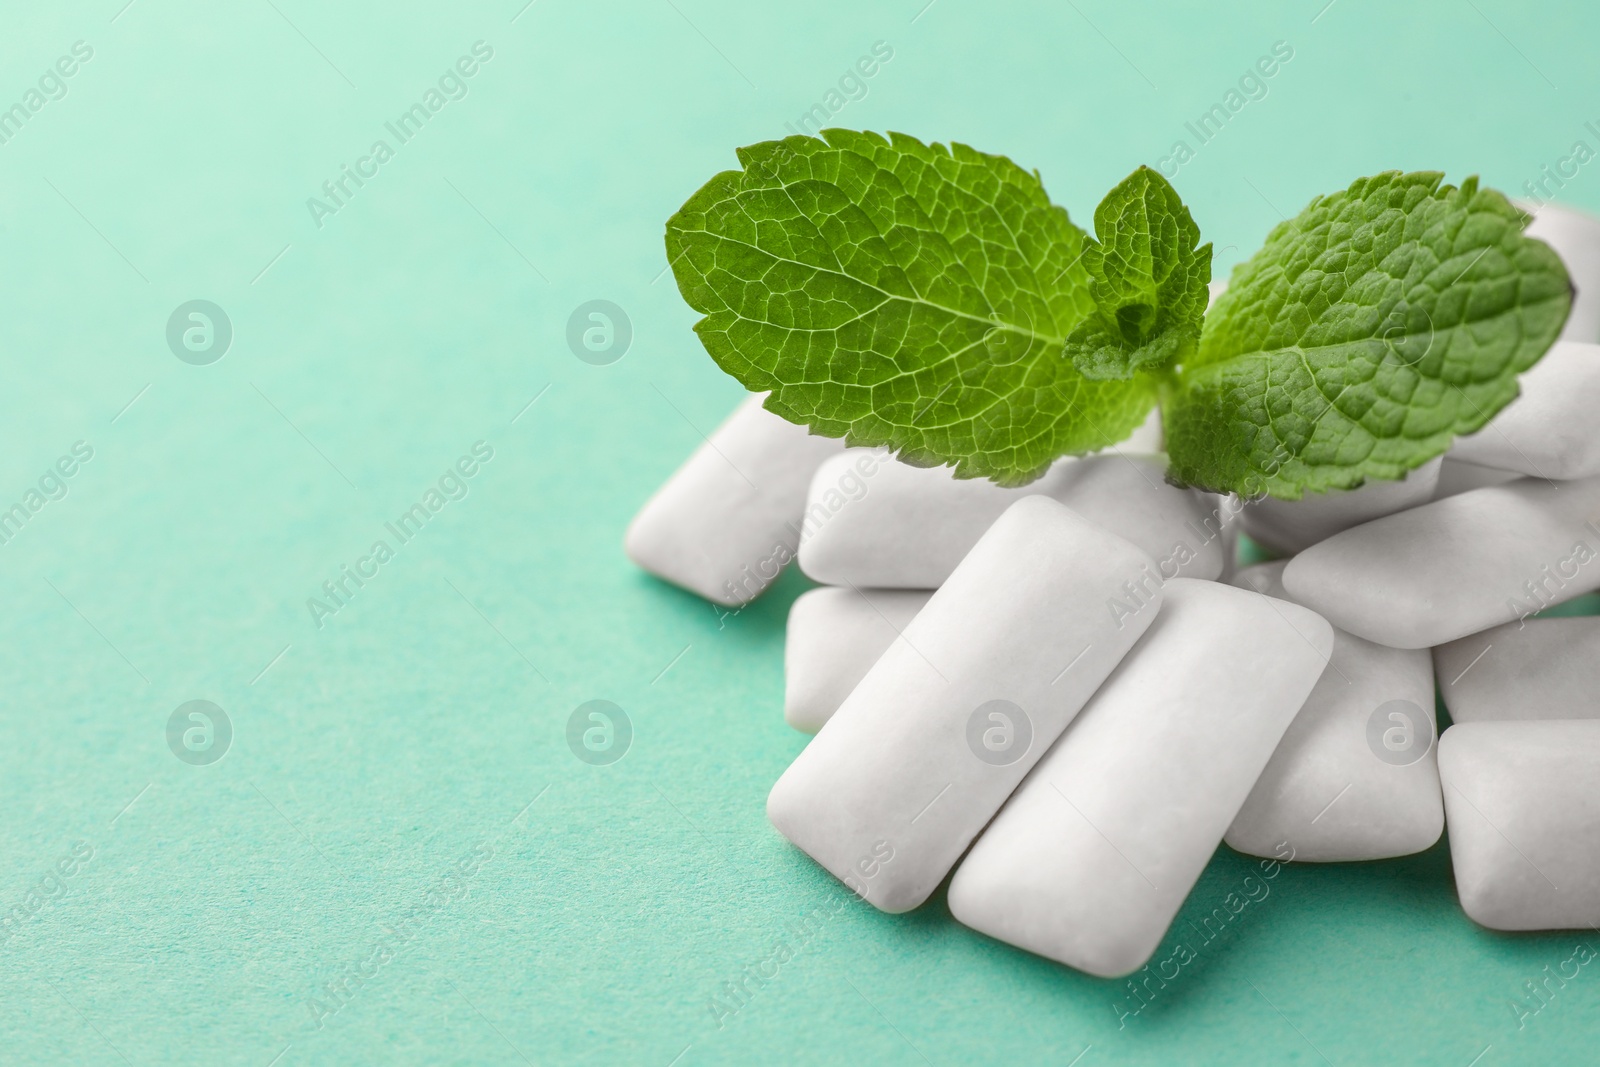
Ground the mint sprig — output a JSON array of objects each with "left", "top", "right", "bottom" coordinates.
[
  {"left": 664, "top": 130, "right": 1155, "bottom": 486},
  {"left": 1066, "top": 166, "right": 1211, "bottom": 382},
  {"left": 1165, "top": 172, "right": 1572, "bottom": 498},
  {"left": 666, "top": 133, "right": 1572, "bottom": 499}
]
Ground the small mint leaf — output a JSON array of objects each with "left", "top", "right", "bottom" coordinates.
[
  {"left": 665, "top": 131, "right": 1158, "bottom": 486},
  {"left": 1064, "top": 166, "right": 1210, "bottom": 381},
  {"left": 1164, "top": 171, "right": 1572, "bottom": 499},
  {"left": 1070, "top": 323, "right": 1197, "bottom": 381}
]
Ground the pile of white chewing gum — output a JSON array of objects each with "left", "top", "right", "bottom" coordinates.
[{"left": 624, "top": 201, "right": 1600, "bottom": 978}]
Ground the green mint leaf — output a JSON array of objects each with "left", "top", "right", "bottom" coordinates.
[
  {"left": 1065, "top": 166, "right": 1211, "bottom": 381},
  {"left": 1163, "top": 171, "right": 1572, "bottom": 499},
  {"left": 1069, "top": 325, "right": 1197, "bottom": 381},
  {"left": 664, "top": 130, "right": 1157, "bottom": 486}
]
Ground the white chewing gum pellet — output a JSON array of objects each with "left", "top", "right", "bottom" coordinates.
[
  {"left": 1447, "top": 342, "right": 1600, "bottom": 480},
  {"left": 1225, "top": 562, "right": 1443, "bottom": 862},
  {"left": 625, "top": 394, "right": 844, "bottom": 605},
  {"left": 1432, "top": 459, "right": 1521, "bottom": 500},
  {"left": 1435, "top": 617, "right": 1600, "bottom": 722},
  {"left": 1282, "top": 475, "right": 1600, "bottom": 649},
  {"left": 1520, "top": 200, "right": 1600, "bottom": 343},
  {"left": 798, "top": 451, "right": 1224, "bottom": 588},
  {"left": 797, "top": 451, "right": 1015, "bottom": 588},
  {"left": 1118, "top": 406, "right": 1164, "bottom": 452},
  {"left": 768, "top": 497, "right": 1165, "bottom": 914},
  {"left": 1208, "top": 494, "right": 1245, "bottom": 583},
  {"left": 947, "top": 579, "right": 1332, "bottom": 977},
  {"left": 1238, "top": 458, "right": 1442, "bottom": 555},
  {"left": 1439, "top": 720, "right": 1600, "bottom": 931},
  {"left": 784, "top": 587, "right": 933, "bottom": 734}
]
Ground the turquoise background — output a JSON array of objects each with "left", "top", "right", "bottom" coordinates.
[{"left": 0, "top": 0, "right": 1597, "bottom": 1063}]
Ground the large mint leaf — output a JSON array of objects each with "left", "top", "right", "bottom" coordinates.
[
  {"left": 1164, "top": 171, "right": 1572, "bottom": 499},
  {"left": 664, "top": 130, "right": 1157, "bottom": 485},
  {"left": 1067, "top": 166, "right": 1210, "bottom": 381}
]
